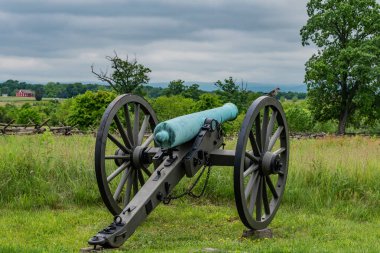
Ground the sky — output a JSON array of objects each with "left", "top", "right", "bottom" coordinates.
[{"left": 0, "top": 0, "right": 316, "bottom": 86}]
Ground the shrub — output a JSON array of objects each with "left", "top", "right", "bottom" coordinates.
[
  {"left": 285, "top": 104, "right": 313, "bottom": 132},
  {"left": 16, "top": 103, "right": 45, "bottom": 124},
  {"left": 68, "top": 90, "right": 116, "bottom": 129},
  {"left": 150, "top": 95, "right": 197, "bottom": 121},
  {"left": 194, "top": 93, "right": 222, "bottom": 111}
]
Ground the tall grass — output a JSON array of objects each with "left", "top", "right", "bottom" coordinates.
[
  {"left": 0, "top": 133, "right": 99, "bottom": 208},
  {"left": 0, "top": 134, "right": 379, "bottom": 221},
  {"left": 286, "top": 136, "right": 380, "bottom": 221}
]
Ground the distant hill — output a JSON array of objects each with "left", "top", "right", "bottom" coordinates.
[{"left": 149, "top": 82, "right": 307, "bottom": 93}]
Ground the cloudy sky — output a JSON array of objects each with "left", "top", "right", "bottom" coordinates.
[{"left": 0, "top": 0, "right": 315, "bottom": 85}]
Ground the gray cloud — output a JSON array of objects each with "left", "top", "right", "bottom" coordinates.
[{"left": 0, "top": 0, "right": 312, "bottom": 85}]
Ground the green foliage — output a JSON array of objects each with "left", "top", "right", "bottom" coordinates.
[
  {"left": 278, "top": 91, "right": 307, "bottom": 100},
  {"left": 0, "top": 80, "right": 104, "bottom": 99},
  {"left": 143, "top": 85, "right": 164, "bottom": 98},
  {"left": 246, "top": 92, "right": 261, "bottom": 106},
  {"left": 214, "top": 77, "right": 249, "bottom": 111},
  {"left": 92, "top": 53, "right": 151, "bottom": 95},
  {"left": 163, "top": 81, "right": 202, "bottom": 100},
  {"left": 68, "top": 91, "right": 116, "bottom": 129},
  {"left": 0, "top": 106, "right": 11, "bottom": 122},
  {"left": 2, "top": 104, "right": 18, "bottom": 121},
  {"left": 285, "top": 104, "right": 313, "bottom": 132},
  {"left": 165, "top": 79, "right": 186, "bottom": 96},
  {"left": 182, "top": 84, "right": 202, "bottom": 100},
  {"left": 34, "top": 87, "right": 43, "bottom": 101},
  {"left": 194, "top": 93, "right": 222, "bottom": 111},
  {"left": 52, "top": 99, "right": 73, "bottom": 125},
  {"left": 311, "top": 120, "right": 338, "bottom": 133},
  {"left": 150, "top": 95, "right": 197, "bottom": 121},
  {"left": 16, "top": 104, "right": 44, "bottom": 124},
  {"left": 301, "top": 0, "right": 380, "bottom": 134},
  {"left": 222, "top": 113, "right": 245, "bottom": 135},
  {"left": 0, "top": 80, "right": 30, "bottom": 96},
  {"left": 44, "top": 82, "right": 104, "bottom": 98}
]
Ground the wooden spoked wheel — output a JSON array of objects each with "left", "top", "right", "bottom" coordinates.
[
  {"left": 95, "top": 94, "right": 158, "bottom": 215},
  {"left": 234, "top": 96, "right": 289, "bottom": 230}
]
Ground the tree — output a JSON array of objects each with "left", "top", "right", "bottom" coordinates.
[
  {"left": 91, "top": 52, "right": 151, "bottom": 95},
  {"left": 301, "top": 0, "right": 380, "bottom": 134},
  {"left": 214, "top": 77, "right": 249, "bottom": 111},
  {"left": 35, "top": 86, "right": 44, "bottom": 101},
  {"left": 1, "top": 86, "right": 9, "bottom": 95},
  {"left": 164, "top": 79, "right": 186, "bottom": 96},
  {"left": 182, "top": 84, "right": 202, "bottom": 100}
]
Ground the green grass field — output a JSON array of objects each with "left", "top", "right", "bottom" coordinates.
[
  {"left": 0, "top": 96, "right": 58, "bottom": 106},
  {"left": 0, "top": 135, "right": 379, "bottom": 252}
]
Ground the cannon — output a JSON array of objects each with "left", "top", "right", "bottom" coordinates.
[{"left": 88, "top": 94, "right": 289, "bottom": 248}]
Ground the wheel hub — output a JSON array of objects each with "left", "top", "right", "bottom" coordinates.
[
  {"left": 131, "top": 146, "right": 147, "bottom": 169},
  {"left": 261, "top": 152, "right": 282, "bottom": 175},
  {"left": 114, "top": 149, "right": 127, "bottom": 167}
]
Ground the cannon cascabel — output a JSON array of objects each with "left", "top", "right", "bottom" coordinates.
[{"left": 153, "top": 103, "right": 238, "bottom": 148}]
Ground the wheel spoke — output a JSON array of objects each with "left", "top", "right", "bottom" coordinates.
[
  {"left": 124, "top": 170, "right": 134, "bottom": 205},
  {"left": 244, "top": 172, "right": 255, "bottom": 199},
  {"left": 133, "top": 104, "right": 140, "bottom": 145},
  {"left": 105, "top": 155, "right": 130, "bottom": 160},
  {"left": 107, "top": 162, "right": 130, "bottom": 183},
  {"left": 137, "top": 170, "right": 145, "bottom": 186},
  {"left": 245, "top": 151, "right": 260, "bottom": 163},
  {"left": 243, "top": 164, "right": 258, "bottom": 177},
  {"left": 248, "top": 174, "right": 261, "bottom": 214},
  {"left": 138, "top": 115, "right": 150, "bottom": 146},
  {"left": 262, "top": 177, "right": 270, "bottom": 215},
  {"left": 141, "top": 134, "right": 154, "bottom": 149},
  {"left": 123, "top": 104, "right": 134, "bottom": 146},
  {"left": 255, "top": 177, "right": 263, "bottom": 221},
  {"left": 107, "top": 133, "right": 131, "bottom": 154},
  {"left": 261, "top": 106, "right": 269, "bottom": 152},
  {"left": 114, "top": 115, "right": 132, "bottom": 148},
  {"left": 113, "top": 169, "right": 129, "bottom": 200},
  {"left": 249, "top": 131, "right": 261, "bottom": 156},
  {"left": 266, "top": 110, "right": 277, "bottom": 149},
  {"left": 132, "top": 170, "right": 139, "bottom": 196},
  {"left": 273, "top": 147, "right": 286, "bottom": 156},
  {"left": 141, "top": 166, "right": 152, "bottom": 177},
  {"left": 268, "top": 126, "right": 283, "bottom": 152},
  {"left": 266, "top": 176, "right": 278, "bottom": 198},
  {"left": 255, "top": 113, "right": 262, "bottom": 152}
]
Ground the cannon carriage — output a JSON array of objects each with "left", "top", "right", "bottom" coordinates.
[{"left": 88, "top": 94, "right": 289, "bottom": 248}]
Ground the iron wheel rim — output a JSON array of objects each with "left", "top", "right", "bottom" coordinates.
[
  {"left": 234, "top": 96, "right": 289, "bottom": 230},
  {"left": 95, "top": 94, "right": 158, "bottom": 215}
]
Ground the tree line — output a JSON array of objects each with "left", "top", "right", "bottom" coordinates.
[
  {"left": 0, "top": 80, "right": 106, "bottom": 99},
  {"left": 0, "top": 79, "right": 306, "bottom": 101}
]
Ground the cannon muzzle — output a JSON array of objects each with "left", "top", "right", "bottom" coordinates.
[{"left": 154, "top": 103, "right": 238, "bottom": 148}]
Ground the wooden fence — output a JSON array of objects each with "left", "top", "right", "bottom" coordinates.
[{"left": 0, "top": 119, "right": 83, "bottom": 135}]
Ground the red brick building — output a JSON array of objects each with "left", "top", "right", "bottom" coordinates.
[{"left": 16, "top": 89, "right": 34, "bottom": 97}]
